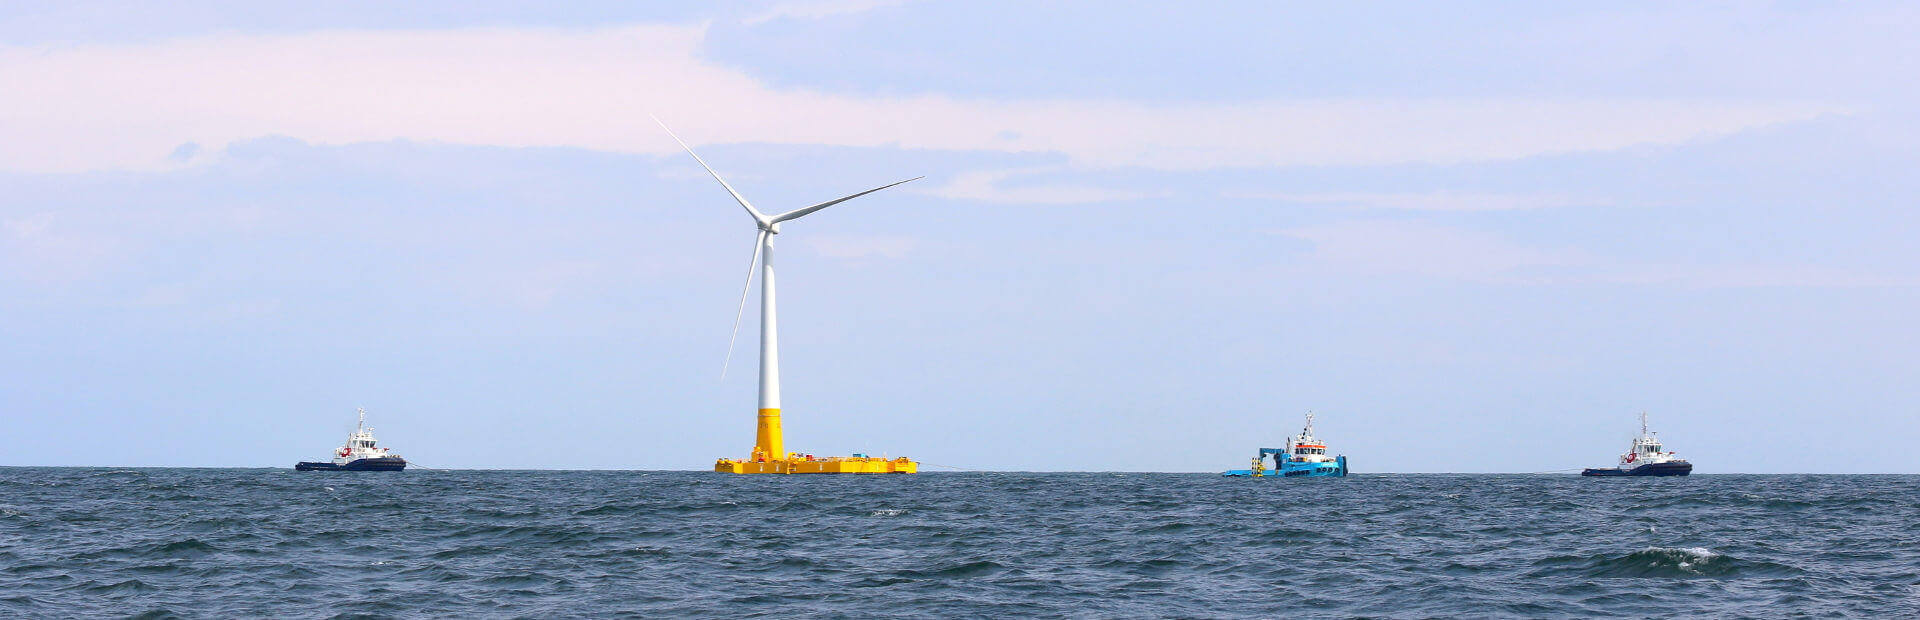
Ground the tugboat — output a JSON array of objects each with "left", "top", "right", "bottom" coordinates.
[
  {"left": 1224, "top": 412, "right": 1349, "bottom": 477},
  {"left": 294, "top": 407, "right": 407, "bottom": 471},
  {"left": 1581, "top": 412, "right": 1691, "bottom": 477}
]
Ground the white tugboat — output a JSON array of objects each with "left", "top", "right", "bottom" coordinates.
[
  {"left": 1581, "top": 412, "right": 1691, "bottom": 477},
  {"left": 295, "top": 407, "right": 407, "bottom": 471}
]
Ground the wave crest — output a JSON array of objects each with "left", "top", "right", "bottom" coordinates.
[{"left": 1535, "top": 547, "right": 1801, "bottom": 579}]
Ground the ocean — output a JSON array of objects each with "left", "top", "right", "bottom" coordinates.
[{"left": 1, "top": 468, "right": 1915, "bottom": 617}]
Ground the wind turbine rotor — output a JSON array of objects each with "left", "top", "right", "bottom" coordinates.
[{"left": 651, "top": 116, "right": 922, "bottom": 380}]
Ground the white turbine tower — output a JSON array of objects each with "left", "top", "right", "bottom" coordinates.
[{"left": 653, "top": 117, "right": 923, "bottom": 475}]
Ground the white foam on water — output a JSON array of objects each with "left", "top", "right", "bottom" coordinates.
[
  {"left": 1647, "top": 546, "right": 1719, "bottom": 571},
  {"left": 1670, "top": 547, "right": 1718, "bottom": 559},
  {"left": 870, "top": 509, "right": 908, "bottom": 517}
]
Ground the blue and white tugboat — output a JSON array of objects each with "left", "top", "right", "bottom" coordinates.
[
  {"left": 1581, "top": 413, "right": 1691, "bottom": 477},
  {"left": 294, "top": 407, "right": 407, "bottom": 471},
  {"left": 1224, "top": 412, "right": 1349, "bottom": 477}
]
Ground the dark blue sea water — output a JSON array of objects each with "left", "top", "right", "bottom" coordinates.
[{"left": 1, "top": 469, "right": 1916, "bottom": 618}]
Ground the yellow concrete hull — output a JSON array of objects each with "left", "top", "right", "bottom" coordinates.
[
  {"left": 714, "top": 456, "right": 918, "bottom": 474},
  {"left": 720, "top": 405, "right": 917, "bottom": 473}
]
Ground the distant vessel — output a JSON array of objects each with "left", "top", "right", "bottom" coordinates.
[
  {"left": 294, "top": 407, "right": 407, "bottom": 472},
  {"left": 1224, "top": 412, "right": 1349, "bottom": 477},
  {"left": 1581, "top": 412, "right": 1691, "bottom": 477}
]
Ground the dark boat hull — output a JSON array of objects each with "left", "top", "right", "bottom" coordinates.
[
  {"left": 1581, "top": 461, "right": 1692, "bottom": 477},
  {"left": 295, "top": 457, "right": 407, "bottom": 471}
]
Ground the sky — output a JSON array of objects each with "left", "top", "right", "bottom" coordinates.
[{"left": 2, "top": 1, "right": 1917, "bottom": 472}]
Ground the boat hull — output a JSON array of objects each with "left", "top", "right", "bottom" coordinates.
[
  {"left": 714, "top": 457, "right": 917, "bottom": 474},
  {"left": 1225, "top": 456, "right": 1348, "bottom": 478},
  {"left": 295, "top": 457, "right": 407, "bottom": 472},
  {"left": 1581, "top": 461, "right": 1691, "bottom": 477}
]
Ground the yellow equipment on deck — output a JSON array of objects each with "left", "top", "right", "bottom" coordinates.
[{"left": 713, "top": 407, "right": 918, "bottom": 474}]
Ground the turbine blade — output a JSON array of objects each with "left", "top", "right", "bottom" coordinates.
[
  {"left": 721, "top": 230, "right": 767, "bottom": 380},
  {"left": 651, "top": 114, "right": 765, "bottom": 221},
  {"left": 770, "top": 176, "right": 924, "bottom": 224}
]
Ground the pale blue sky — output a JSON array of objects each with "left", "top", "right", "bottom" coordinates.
[{"left": 2, "top": 2, "right": 1916, "bottom": 471}]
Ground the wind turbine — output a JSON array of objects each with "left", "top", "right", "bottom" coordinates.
[{"left": 653, "top": 116, "right": 923, "bottom": 475}]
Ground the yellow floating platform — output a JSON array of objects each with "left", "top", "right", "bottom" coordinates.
[
  {"left": 714, "top": 455, "right": 917, "bottom": 474},
  {"left": 713, "top": 407, "right": 917, "bottom": 474}
]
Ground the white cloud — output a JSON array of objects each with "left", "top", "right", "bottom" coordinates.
[
  {"left": 742, "top": 0, "right": 909, "bottom": 25},
  {"left": 1599, "top": 264, "right": 1920, "bottom": 289},
  {"left": 129, "top": 283, "right": 191, "bottom": 307},
  {"left": 1274, "top": 220, "right": 1919, "bottom": 288},
  {"left": 1, "top": 212, "right": 121, "bottom": 282},
  {"left": 505, "top": 260, "right": 605, "bottom": 309},
  {"left": 1277, "top": 220, "right": 1577, "bottom": 282},
  {"left": 0, "top": 25, "right": 1844, "bottom": 174},
  {"left": 3, "top": 213, "right": 52, "bottom": 239},
  {"left": 1229, "top": 190, "right": 1587, "bottom": 212},
  {"left": 924, "top": 168, "right": 1154, "bottom": 205},
  {"left": 805, "top": 234, "right": 915, "bottom": 259}
]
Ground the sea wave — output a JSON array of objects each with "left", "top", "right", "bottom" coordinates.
[
  {"left": 1530, "top": 546, "right": 1803, "bottom": 579},
  {"left": 0, "top": 470, "right": 1911, "bottom": 616}
]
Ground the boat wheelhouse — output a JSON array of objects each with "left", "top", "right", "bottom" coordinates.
[{"left": 294, "top": 407, "right": 408, "bottom": 472}]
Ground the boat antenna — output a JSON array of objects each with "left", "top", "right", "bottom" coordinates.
[
  {"left": 1640, "top": 411, "right": 1648, "bottom": 437},
  {"left": 358, "top": 406, "right": 367, "bottom": 432}
]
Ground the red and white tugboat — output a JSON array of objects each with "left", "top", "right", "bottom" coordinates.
[
  {"left": 294, "top": 407, "right": 407, "bottom": 471},
  {"left": 1581, "top": 412, "right": 1691, "bottom": 477}
]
